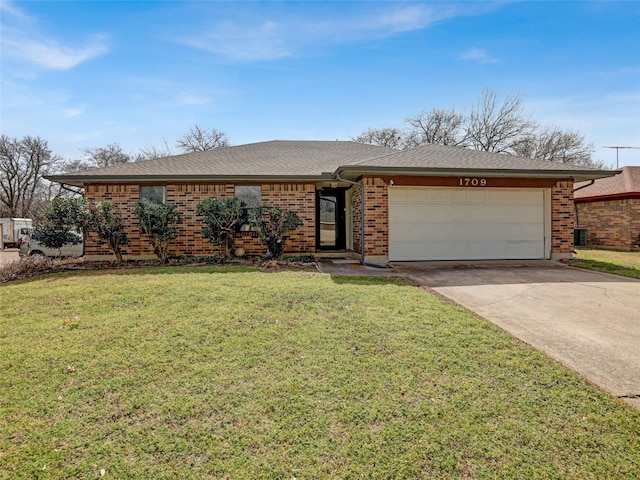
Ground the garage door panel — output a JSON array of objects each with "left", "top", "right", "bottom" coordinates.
[
  {"left": 449, "top": 190, "right": 469, "bottom": 203},
  {"left": 468, "top": 190, "right": 490, "bottom": 203},
  {"left": 467, "top": 204, "right": 487, "bottom": 220},
  {"left": 503, "top": 224, "right": 542, "bottom": 240},
  {"left": 511, "top": 205, "right": 543, "bottom": 222},
  {"left": 447, "top": 204, "right": 468, "bottom": 222},
  {"left": 485, "top": 206, "right": 507, "bottom": 222},
  {"left": 389, "top": 187, "right": 545, "bottom": 261},
  {"left": 486, "top": 190, "right": 507, "bottom": 204},
  {"left": 518, "top": 190, "right": 544, "bottom": 204}
]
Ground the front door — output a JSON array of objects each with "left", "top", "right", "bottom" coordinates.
[{"left": 317, "top": 188, "right": 346, "bottom": 250}]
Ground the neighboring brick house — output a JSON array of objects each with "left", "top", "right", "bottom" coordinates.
[
  {"left": 48, "top": 140, "right": 615, "bottom": 264},
  {"left": 574, "top": 166, "right": 640, "bottom": 250}
]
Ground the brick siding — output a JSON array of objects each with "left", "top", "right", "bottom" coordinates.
[
  {"left": 576, "top": 198, "right": 640, "bottom": 249},
  {"left": 84, "top": 183, "right": 315, "bottom": 258},
  {"left": 550, "top": 181, "right": 575, "bottom": 254},
  {"left": 357, "top": 176, "right": 388, "bottom": 257}
]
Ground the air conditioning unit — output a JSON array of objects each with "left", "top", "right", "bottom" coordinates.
[{"left": 574, "top": 228, "right": 588, "bottom": 247}]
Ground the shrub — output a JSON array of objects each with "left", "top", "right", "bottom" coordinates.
[
  {"left": 249, "top": 206, "right": 303, "bottom": 259},
  {"left": 33, "top": 198, "right": 89, "bottom": 258},
  {"left": 0, "top": 256, "right": 54, "bottom": 283},
  {"left": 133, "top": 202, "right": 181, "bottom": 264},
  {"left": 196, "top": 197, "right": 246, "bottom": 258},
  {"left": 87, "top": 201, "right": 129, "bottom": 263}
]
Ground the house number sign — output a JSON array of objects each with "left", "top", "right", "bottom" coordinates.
[{"left": 459, "top": 177, "right": 487, "bottom": 187}]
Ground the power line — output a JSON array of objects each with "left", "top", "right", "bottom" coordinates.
[{"left": 603, "top": 146, "right": 640, "bottom": 169}]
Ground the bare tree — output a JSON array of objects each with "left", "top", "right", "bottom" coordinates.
[
  {"left": 61, "top": 158, "right": 94, "bottom": 173},
  {"left": 351, "top": 127, "right": 404, "bottom": 149},
  {"left": 405, "top": 108, "right": 467, "bottom": 148},
  {"left": 81, "top": 143, "right": 132, "bottom": 168},
  {"left": 513, "top": 127, "right": 602, "bottom": 168},
  {"left": 465, "top": 89, "right": 537, "bottom": 154},
  {"left": 176, "top": 125, "right": 230, "bottom": 153},
  {"left": 0, "top": 135, "right": 63, "bottom": 218},
  {"left": 137, "top": 139, "right": 174, "bottom": 161}
]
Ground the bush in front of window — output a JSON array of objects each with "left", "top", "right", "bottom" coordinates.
[
  {"left": 196, "top": 197, "right": 246, "bottom": 258},
  {"left": 248, "top": 206, "right": 303, "bottom": 259},
  {"left": 133, "top": 201, "right": 181, "bottom": 264}
]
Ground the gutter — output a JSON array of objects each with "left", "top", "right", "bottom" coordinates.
[
  {"left": 335, "top": 166, "right": 620, "bottom": 183},
  {"left": 44, "top": 173, "right": 336, "bottom": 188}
]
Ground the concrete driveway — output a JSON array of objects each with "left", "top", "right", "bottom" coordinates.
[{"left": 393, "top": 263, "right": 640, "bottom": 409}]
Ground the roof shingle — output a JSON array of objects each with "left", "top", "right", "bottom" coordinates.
[
  {"left": 47, "top": 140, "right": 616, "bottom": 186},
  {"left": 574, "top": 166, "right": 640, "bottom": 200}
]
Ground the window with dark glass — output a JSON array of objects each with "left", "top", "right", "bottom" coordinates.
[
  {"left": 234, "top": 185, "right": 261, "bottom": 231},
  {"left": 140, "top": 186, "right": 166, "bottom": 205}
]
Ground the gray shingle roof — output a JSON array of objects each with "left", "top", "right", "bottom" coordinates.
[
  {"left": 51, "top": 141, "right": 393, "bottom": 181},
  {"left": 345, "top": 143, "right": 607, "bottom": 172},
  {"left": 47, "top": 140, "right": 616, "bottom": 186}
]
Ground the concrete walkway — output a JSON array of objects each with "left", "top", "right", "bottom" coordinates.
[{"left": 318, "top": 259, "right": 640, "bottom": 409}]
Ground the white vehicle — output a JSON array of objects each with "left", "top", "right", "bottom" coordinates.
[
  {"left": 0, "top": 218, "right": 33, "bottom": 249},
  {"left": 19, "top": 232, "right": 84, "bottom": 258}
]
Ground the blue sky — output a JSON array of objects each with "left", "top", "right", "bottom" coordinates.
[{"left": 1, "top": 0, "right": 639, "bottom": 167}]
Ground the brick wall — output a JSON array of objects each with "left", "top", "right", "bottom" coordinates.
[
  {"left": 551, "top": 180, "right": 575, "bottom": 254},
  {"left": 576, "top": 198, "right": 640, "bottom": 249},
  {"left": 358, "top": 176, "right": 388, "bottom": 257},
  {"left": 84, "top": 182, "right": 315, "bottom": 259}
]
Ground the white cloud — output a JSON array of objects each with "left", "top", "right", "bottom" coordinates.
[
  {"left": 176, "top": 91, "right": 211, "bottom": 106},
  {"left": 3, "top": 35, "right": 108, "bottom": 70},
  {"left": 460, "top": 48, "right": 501, "bottom": 64},
  {"left": 181, "top": 2, "right": 499, "bottom": 62},
  {"left": 0, "top": 1, "right": 108, "bottom": 71},
  {"left": 63, "top": 107, "right": 85, "bottom": 118},
  {"left": 184, "top": 21, "right": 291, "bottom": 61}
]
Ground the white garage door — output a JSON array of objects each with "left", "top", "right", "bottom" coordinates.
[{"left": 389, "top": 187, "right": 546, "bottom": 261}]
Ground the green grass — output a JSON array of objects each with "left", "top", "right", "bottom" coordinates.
[
  {"left": 573, "top": 248, "right": 640, "bottom": 279},
  {"left": 1, "top": 267, "right": 639, "bottom": 479}
]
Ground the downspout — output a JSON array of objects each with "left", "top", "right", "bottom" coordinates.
[
  {"left": 572, "top": 179, "right": 594, "bottom": 234},
  {"left": 335, "top": 173, "right": 365, "bottom": 265},
  {"left": 572, "top": 179, "right": 594, "bottom": 193}
]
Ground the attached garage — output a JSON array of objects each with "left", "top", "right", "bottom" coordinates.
[{"left": 389, "top": 187, "right": 549, "bottom": 261}]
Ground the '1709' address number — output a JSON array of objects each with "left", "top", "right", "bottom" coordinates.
[{"left": 459, "top": 177, "right": 487, "bottom": 187}]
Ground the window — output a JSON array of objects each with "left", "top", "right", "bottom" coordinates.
[
  {"left": 235, "top": 185, "right": 261, "bottom": 232},
  {"left": 235, "top": 186, "right": 261, "bottom": 208},
  {"left": 140, "top": 186, "right": 166, "bottom": 205}
]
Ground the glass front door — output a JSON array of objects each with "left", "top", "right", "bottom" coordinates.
[{"left": 317, "top": 189, "right": 346, "bottom": 250}]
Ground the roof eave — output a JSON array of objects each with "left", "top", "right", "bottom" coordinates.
[
  {"left": 45, "top": 173, "right": 335, "bottom": 187},
  {"left": 334, "top": 166, "right": 621, "bottom": 183},
  {"left": 574, "top": 192, "right": 640, "bottom": 202},
  {"left": 46, "top": 166, "right": 621, "bottom": 188}
]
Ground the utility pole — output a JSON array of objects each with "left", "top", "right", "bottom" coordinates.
[{"left": 603, "top": 146, "right": 640, "bottom": 169}]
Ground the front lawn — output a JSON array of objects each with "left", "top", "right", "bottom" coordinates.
[
  {"left": 573, "top": 248, "right": 640, "bottom": 279},
  {"left": 1, "top": 267, "right": 638, "bottom": 479}
]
